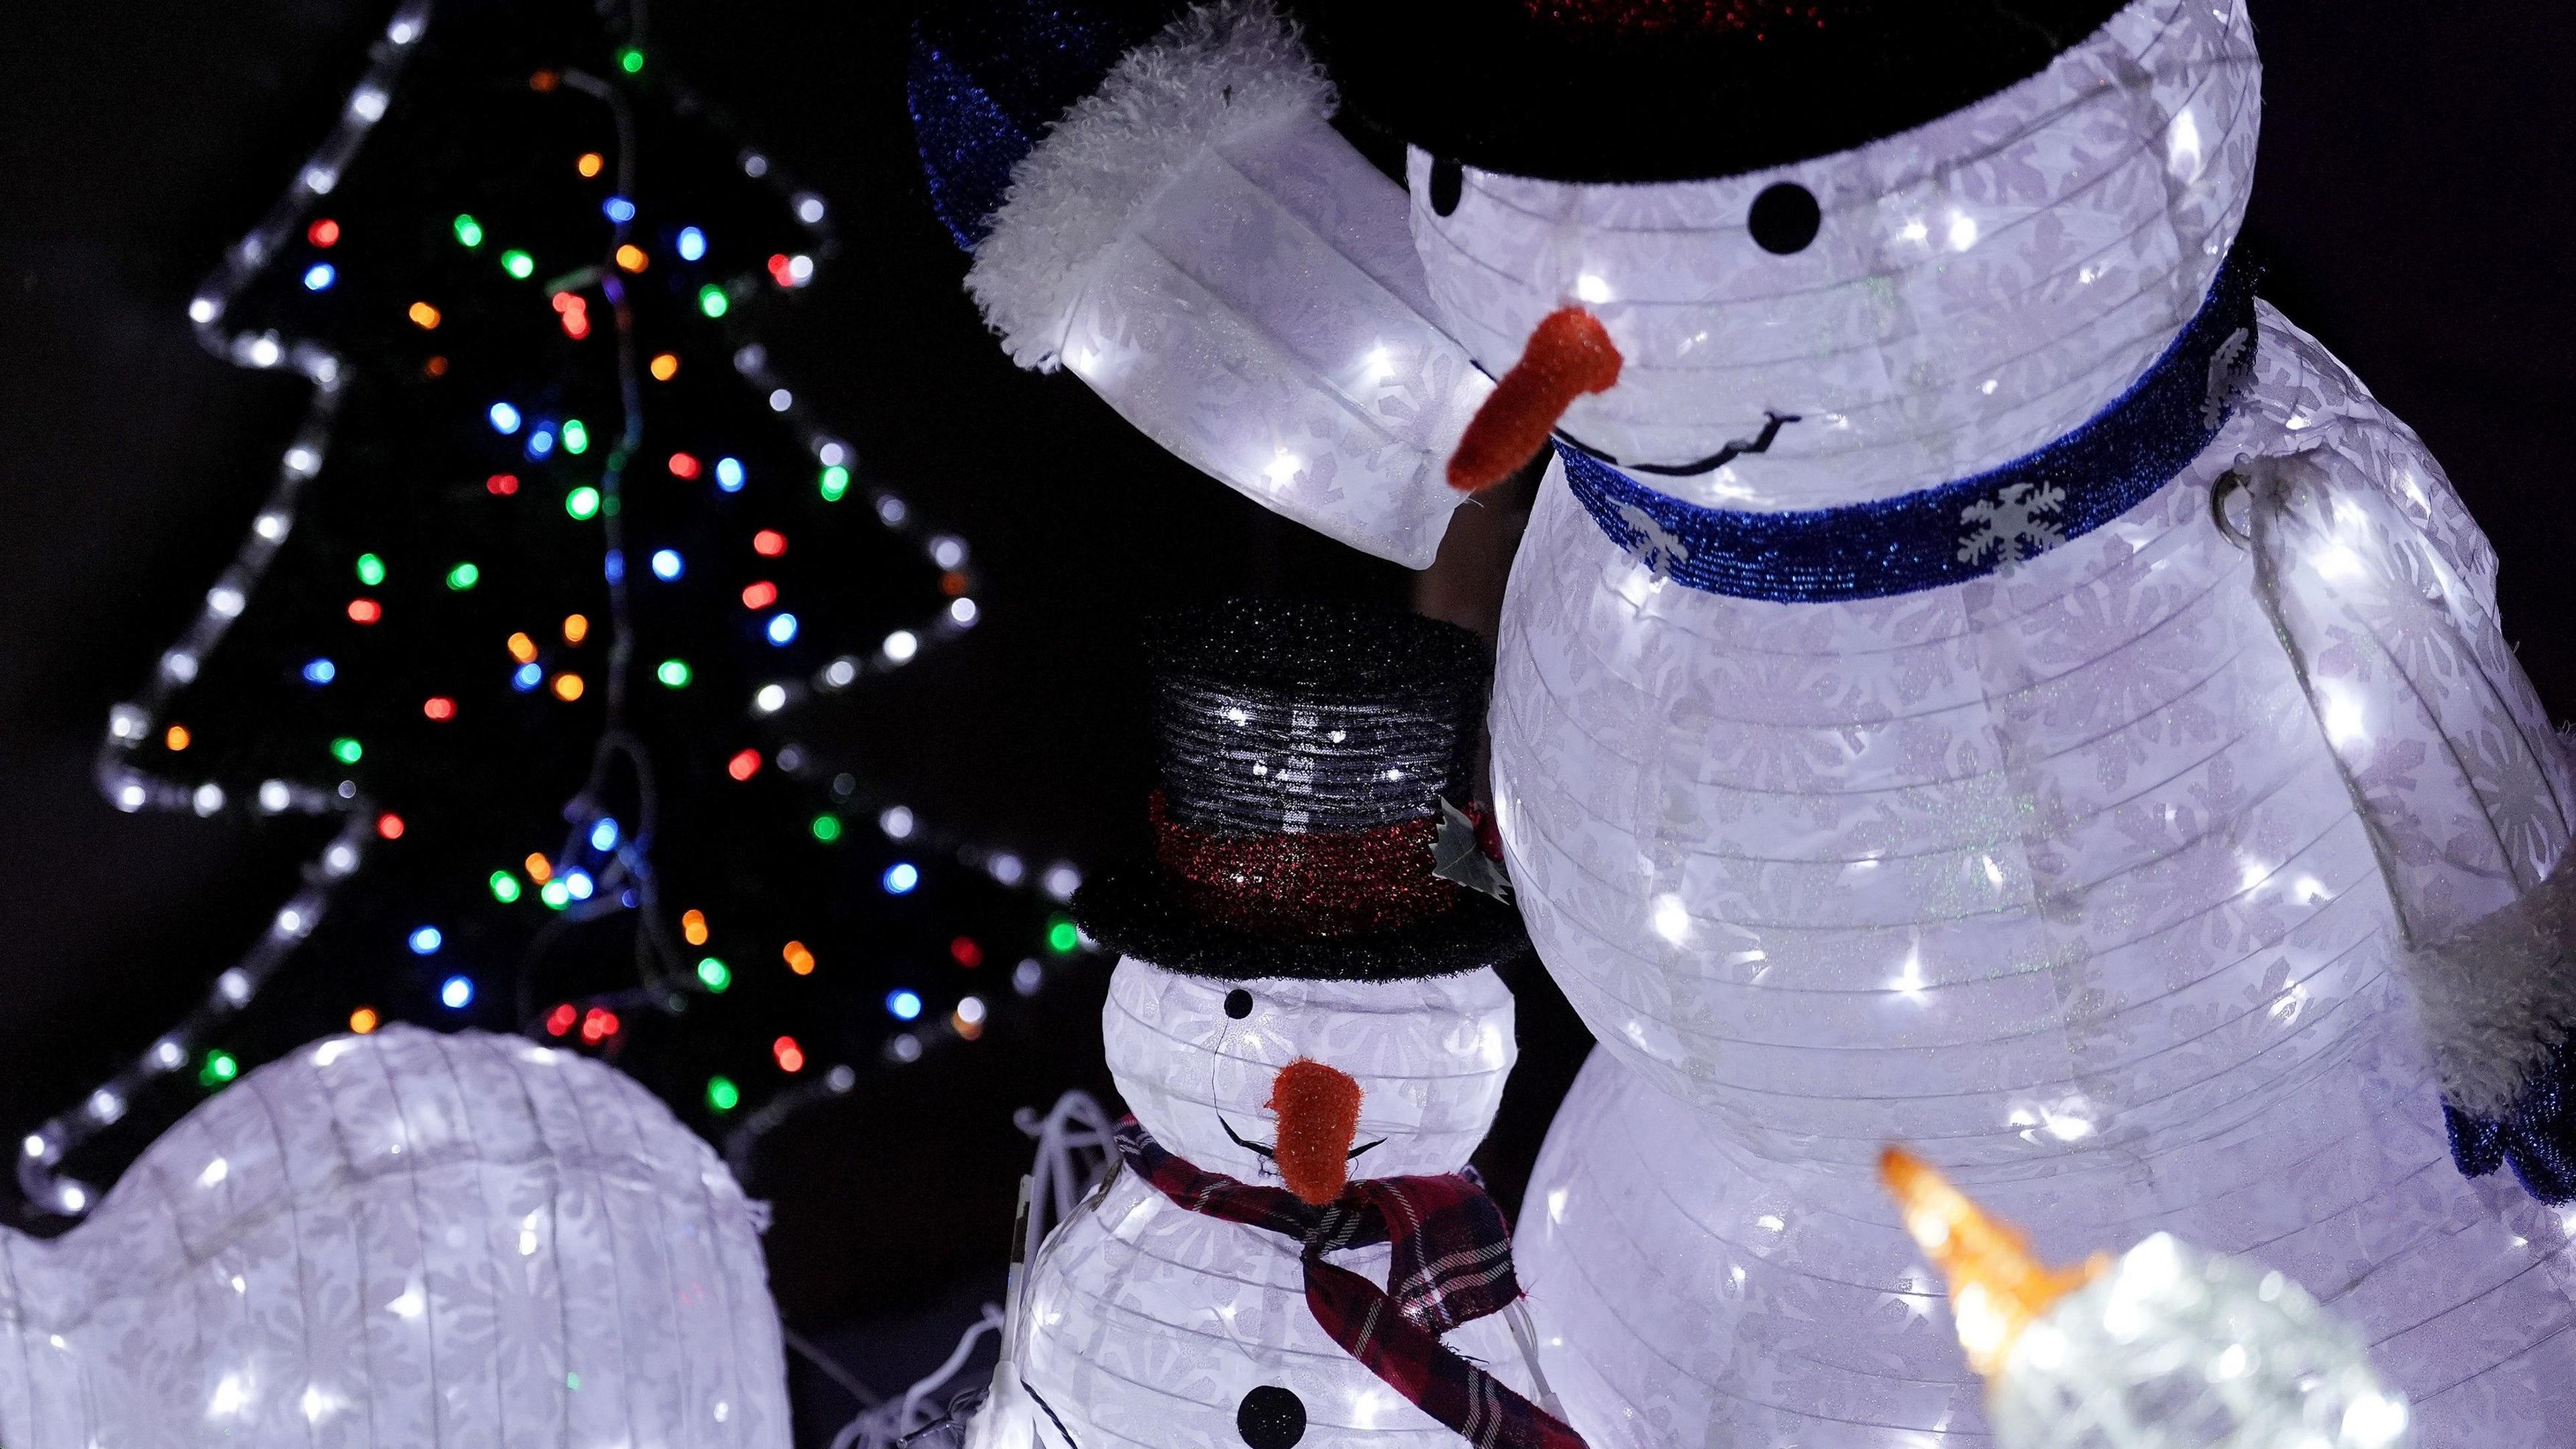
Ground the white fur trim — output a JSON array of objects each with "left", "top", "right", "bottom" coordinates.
[
  {"left": 2408, "top": 841, "right": 2576, "bottom": 1114},
  {"left": 964, "top": 0, "right": 1332, "bottom": 371}
]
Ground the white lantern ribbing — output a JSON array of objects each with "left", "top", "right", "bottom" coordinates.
[{"left": 0, "top": 1026, "right": 789, "bottom": 1448}]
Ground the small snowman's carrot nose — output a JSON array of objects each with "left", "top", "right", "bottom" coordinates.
[
  {"left": 1446, "top": 306, "right": 1623, "bottom": 493},
  {"left": 1267, "top": 1059, "right": 1364, "bottom": 1205}
]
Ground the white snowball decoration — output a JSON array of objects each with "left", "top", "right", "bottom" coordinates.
[
  {"left": 0, "top": 1026, "right": 788, "bottom": 1448},
  {"left": 967, "top": 0, "right": 1490, "bottom": 568},
  {"left": 990, "top": 957, "right": 1536, "bottom": 1449}
]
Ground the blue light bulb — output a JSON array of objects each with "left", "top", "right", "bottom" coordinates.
[
  {"left": 590, "top": 818, "right": 619, "bottom": 851},
  {"left": 676, "top": 227, "right": 707, "bottom": 262},
  {"left": 714, "top": 457, "right": 745, "bottom": 492},
  {"left": 650, "top": 549, "right": 683, "bottom": 580},
  {"left": 766, "top": 612, "right": 799, "bottom": 645},
  {"left": 407, "top": 926, "right": 443, "bottom": 955},
  {"left": 439, "top": 975, "right": 474, "bottom": 1009},
  {"left": 883, "top": 862, "right": 920, "bottom": 895},
  {"left": 302, "top": 263, "right": 336, "bottom": 291},
  {"left": 603, "top": 196, "right": 637, "bottom": 223},
  {"left": 511, "top": 663, "right": 543, "bottom": 692},
  {"left": 886, "top": 989, "right": 922, "bottom": 1021},
  {"left": 488, "top": 402, "right": 523, "bottom": 434},
  {"left": 526, "top": 429, "right": 555, "bottom": 459},
  {"left": 302, "top": 658, "right": 337, "bottom": 685}
]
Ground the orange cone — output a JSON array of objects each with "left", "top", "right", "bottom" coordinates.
[{"left": 1446, "top": 307, "right": 1623, "bottom": 493}]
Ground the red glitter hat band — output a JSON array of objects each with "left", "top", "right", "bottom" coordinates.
[{"left": 1150, "top": 792, "right": 1460, "bottom": 939}]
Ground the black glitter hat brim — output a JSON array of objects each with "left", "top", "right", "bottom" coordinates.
[
  {"left": 1074, "top": 865, "right": 1531, "bottom": 981},
  {"left": 1296, "top": 0, "right": 2129, "bottom": 184}
]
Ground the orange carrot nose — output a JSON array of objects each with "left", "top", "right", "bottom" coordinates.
[
  {"left": 1267, "top": 1059, "right": 1364, "bottom": 1205},
  {"left": 1446, "top": 306, "right": 1623, "bottom": 493}
]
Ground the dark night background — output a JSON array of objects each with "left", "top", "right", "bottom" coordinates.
[{"left": 0, "top": 0, "right": 2569, "bottom": 1440}]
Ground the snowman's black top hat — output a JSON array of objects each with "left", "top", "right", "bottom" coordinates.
[
  {"left": 1073, "top": 598, "right": 1529, "bottom": 981},
  {"left": 1298, "top": 0, "right": 2129, "bottom": 185}
]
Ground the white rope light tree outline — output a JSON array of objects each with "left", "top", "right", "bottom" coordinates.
[{"left": 33, "top": 0, "right": 1087, "bottom": 1221}]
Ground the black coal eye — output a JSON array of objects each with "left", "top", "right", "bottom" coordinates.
[
  {"left": 1428, "top": 157, "right": 1464, "bottom": 217},
  {"left": 1747, "top": 182, "right": 1821, "bottom": 255},
  {"left": 1224, "top": 988, "right": 1254, "bottom": 1020},
  {"left": 1236, "top": 1386, "right": 1306, "bottom": 1449}
]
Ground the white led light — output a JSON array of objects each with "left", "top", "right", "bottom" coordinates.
[
  {"left": 1574, "top": 273, "right": 1613, "bottom": 304},
  {"left": 323, "top": 843, "right": 358, "bottom": 875},
  {"left": 58, "top": 1184, "right": 87, "bottom": 1214},
  {"left": 1043, "top": 863, "right": 1082, "bottom": 902},
  {"left": 876, "top": 495, "right": 908, "bottom": 525},
  {"left": 816, "top": 441, "right": 847, "bottom": 466},
  {"left": 881, "top": 630, "right": 919, "bottom": 663},
  {"left": 793, "top": 194, "right": 825, "bottom": 224},
  {"left": 258, "top": 780, "right": 291, "bottom": 812},
  {"left": 115, "top": 782, "right": 148, "bottom": 812},
  {"left": 767, "top": 388, "right": 792, "bottom": 412},
  {"left": 303, "top": 166, "right": 339, "bottom": 195},
  {"left": 193, "top": 783, "right": 226, "bottom": 816},
  {"left": 275, "top": 908, "right": 306, "bottom": 937},
  {"left": 349, "top": 87, "right": 387, "bottom": 120},
  {"left": 217, "top": 969, "right": 254, "bottom": 1004},
  {"left": 879, "top": 806, "right": 915, "bottom": 839},
  {"left": 930, "top": 536, "right": 967, "bottom": 569},
  {"left": 150, "top": 1038, "right": 187, "bottom": 1071},
  {"left": 23, "top": 1134, "right": 48, "bottom": 1159},
  {"left": 188, "top": 297, "right": 220, "bottom": 324},
  {"left": 822, "top": 659, "right": 857, "bottom": 688},
  {"left": 162, "top": 651, "right": 199, "bottom": 682},
  {"left": 284, "top": 446, "right": 320, "bottom": 476},
  {"left": 386, "top": 15, "right": 420, "bottom": 43},
  {"left": 753, "top": 684, "right": 788, "bottom": 714},
  {"left": 87, "top": 1090, "right": 123, "bottom": 1125},
  {"left": 988, "top": 853, "right": 1025, "bottom": 886},
  {"left": 888, "top": 1034, "right": 923, "bottom": 1064},
  {"left": 949, "top": 597, "right": 979, "bottom": 627},
  {"left": 208, "top": 586, "right": 246, "bottom": 617},
  {"left": 254, "top": 512, "right": 289, "bottom": 541},
  {"left": 109, "top": 704, "right": 147, "bottom": 740},
  {"left": 826, "top": 1064, "right": 857, "bottom": 1092},
  {"left": 742, "top": 152, "right": 769, "bottom": 177},
  {"left": 247, "top": 336, "right": 283, "bottom": 368}
]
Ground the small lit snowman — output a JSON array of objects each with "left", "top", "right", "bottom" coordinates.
[{"left": 973, "top": 598, "right": 1578, "bottom": 1449}]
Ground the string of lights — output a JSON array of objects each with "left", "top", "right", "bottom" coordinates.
[{"left": 36, "top": 0, "right": 1087, "bottom": 1222}]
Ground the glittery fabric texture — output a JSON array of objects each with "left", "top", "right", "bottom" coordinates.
[
  {"left": 1152, "top": 792, "right": 1458, "bottom": 938},
  {"left": 907, "top": 0, "right": 1175, "bottom": 249},
  {"left": 1265, "top": 1059, "right": 1364, "bottom": 1203}
]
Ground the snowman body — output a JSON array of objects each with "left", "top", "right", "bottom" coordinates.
[
  {"left": 1389, "top": 1, "right": 2576, "bottom": 1442},
  {"left": 1006, "top": 957, "right": 1538, "bottom": 1449},
  {"left": 0, "top": 1026, "right": 787, "bottom": 1449}
]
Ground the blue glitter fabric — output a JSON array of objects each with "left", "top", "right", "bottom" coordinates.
[
  {"left": 908, "top": 1, "right": 1178, "bottom": 250},
  {"left": 1558, "top": 249, "right": 2259, "bottom": 603},
  {"left": 2447, "top": 1038, "right": 2576, "bottom": 1202}
]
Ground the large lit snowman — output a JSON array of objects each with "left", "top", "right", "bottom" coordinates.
[
  {"left": 930, "top": 1, "right": 2576, "bottom": 1444},
  {"left": 977, "top": 599, "right": 1581, "bottom": 1449}
]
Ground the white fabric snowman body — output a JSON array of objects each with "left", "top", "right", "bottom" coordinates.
[
  {"left": 994, "top": 960, "right": 1535, "bottom": 1449},
  {"left": 975, "top": 599, "right": 1566, "bottom": 1449},
  {"left": 0, "top": 1025, "right": 788, "bottom": 1449},
  {"left": 951, "top": 2, "right": 2576, "bottom": 1444}
]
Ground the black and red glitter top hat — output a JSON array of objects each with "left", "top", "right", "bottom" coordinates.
[
  {"left": 1072, "top": 598, "right": 1529, "bottom": 981},
  {"left": 1296, "top": 0, "right": 2130, "bottom": 184}
]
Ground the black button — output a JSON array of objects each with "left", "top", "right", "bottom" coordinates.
[
  {"left": 1747, "top": 182, "right": 1821, "bottom": 254},
  {"left": 1236, "top": 1386, "right": 1307, "bottom": 1449},
  {"left": 1224, "top": 988, "right": 1254, "bottom": 1019},
  {"left": 1428, "top": 157, "right": 1464, "bottom": 217}
]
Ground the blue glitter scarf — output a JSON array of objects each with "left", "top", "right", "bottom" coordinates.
[{"left": 1557, "top": 250, "right": 2259, "bottom": 604}]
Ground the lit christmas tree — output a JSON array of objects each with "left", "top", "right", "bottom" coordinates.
[{"left": 27, "top": 0, "right": 1089, "bottom": 1218}]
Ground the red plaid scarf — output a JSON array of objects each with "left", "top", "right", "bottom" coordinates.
[{"left": 1116, "top": 1118, "right": 1589, "bottom": 1449}]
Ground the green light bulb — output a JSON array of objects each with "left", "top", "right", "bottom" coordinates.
[
  {"left": 355, "top": 552, "right": 386, "bottom": 586},
  {"left": 810, "top": 813, "right": 844, "bottom": 843},
  {"left": 488, "top": 870, "right": 522, "bottom": 904},
  {"left": 619, "top": 48, "right": 645, "bottom": 74},
  {"left": 696, "top": 284, "right": 729, "bottom": 319},
  {"left": 1047, "top": 916, "right": 1081, "bottom": 954},
  {"left": 696, "top": 957, "right": 732, "bottom": 992},
  {"left": 655, "top": 659, "right": 692, "bottom": 688},
  {"left": 329, "top": 736, "right": 364, "bottom": 765},
  {"left": 565, "top": 486, "right": 601, "bottom": 521},
  {"left": 706, "top": 1075, "right": 740, "bottom": 1113},
  {"left": 501, "top": 249, "right": 535, "bottom": 280},
  {"left": 445, "top": 561, "right": 480, "bottom": 590},
  {"left": 199, "top": 1050, "right": 239, "bottom": 1087},
  {"left": 561, "top": 419, "right": 589, "bottom": 455},
  {"left": 818, "top": 464, "right": 850, "bottom": 501},
  {"left": 539, "top": 879, "right": 571, "bottom": 910},
  {"left": 453, "top": 213, "right": 484, "bottom": 248}
]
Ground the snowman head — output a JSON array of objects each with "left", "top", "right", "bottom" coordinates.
[
  {"left": 1072, "top": 598, "right": 1530, "bottom": 1199},
  {"left": 1311, "top": 0, "right": 2259, "bottom": 509},
  {"left": 1104, "top": 957, "right": 1516, "bottom": 1193}
]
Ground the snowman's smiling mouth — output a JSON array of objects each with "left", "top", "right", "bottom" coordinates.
[
  {"left": 1560, "top": 409, "right": 1802, "bottom": 478},
  {"left": 1221, "top": 1116, "right": 1385, "bottom": 1165}
]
